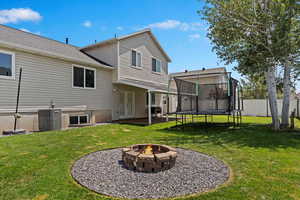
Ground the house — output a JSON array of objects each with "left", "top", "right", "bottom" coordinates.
[
  {"left": 0, "top": 25, "right": 171, "bottom": 133},
  {"left": 81, "top": 29, "right": 171, "bottom": 122}
]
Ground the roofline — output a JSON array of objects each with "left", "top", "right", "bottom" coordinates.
[
  {"left": 169, "top": 67, "right": 227, "bottom": 75},
  {"left": 81, "top": 28, "right": 172, "bottom": 62},
  {"left": 0, "top": 24, "right": 79, "bottom": 48},
  {"left": 0, "top": 41, "right": 113, "bottom": 70}
]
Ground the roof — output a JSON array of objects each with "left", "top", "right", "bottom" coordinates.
[
  {"left": 170, "top": 67, "right": 227, "bottom": 78},
  {"left": 81, "top": 29, "right": 172, "bottom": 62},
  {"left": 0, "top": 24, "right": 112, "bottom": 69},
  {"left": 115, "top": 78, "right": 177, "bottom": 94}
]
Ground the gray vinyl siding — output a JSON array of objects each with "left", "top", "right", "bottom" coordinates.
[
  {"left": 83, "top": 43, "right": 118, "bottom": 67},
  {"left": 119, "top": 32, "right": 169, "bottom": 85},
  {"left": 0, "top": 47, "right": 113, "bottom": 111}
]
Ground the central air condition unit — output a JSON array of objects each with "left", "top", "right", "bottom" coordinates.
[{"left": 38, "top": 109, "right": 62, "bottom": 131}]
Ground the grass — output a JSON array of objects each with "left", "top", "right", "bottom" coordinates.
[{"left": 0, "top": 116, "right": 299, "bottom": 200}]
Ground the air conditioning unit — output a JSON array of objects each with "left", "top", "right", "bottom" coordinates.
[{"left": 38, "top": 109, "right": 62, "bottom": 131}]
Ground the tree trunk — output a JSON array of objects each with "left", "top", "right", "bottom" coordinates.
[
  {"left": 281, "top": 62, "right": 291, "bottom": 128},
  {"left": 266, "top": 66, "right": 280, "bottom": 130}
]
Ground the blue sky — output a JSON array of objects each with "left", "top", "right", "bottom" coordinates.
[{"left": 0, "top": 0, "right": 299, "bottom": 91}]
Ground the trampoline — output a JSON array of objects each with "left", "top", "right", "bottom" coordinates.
[{"left": 168, "top": 72, "right": 243, "bottom": 127}]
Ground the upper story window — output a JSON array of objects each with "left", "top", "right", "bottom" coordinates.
[
  {"left": 0, "top": 50, "right": 15, "bottom": 79},
  {"left": 131, "top": 50, "right": 142, "bottom": 67},
  {"left": 152, "top": 57, "right": 161, "bottom": 73},
  {"left": 73, "top": 65, "right": 96, "bottom": 89}
]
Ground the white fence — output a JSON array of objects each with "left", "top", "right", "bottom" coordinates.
[{"left": 242, "top": 99, "right": 299, "bottom": 117}]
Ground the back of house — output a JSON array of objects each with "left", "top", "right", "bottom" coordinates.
[
  {"left": 0, "top": 26, "right": 171, "bottom": 132},
  {"left": 81, "top": 29, "right": 171, "bottom": 121}
]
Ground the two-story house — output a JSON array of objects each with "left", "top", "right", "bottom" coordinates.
[
  {"left": 81, "top": 29, "right": 171, "bottom": 122},
  {"left": 0, "top": 25, "right": 171, "bottom": 133}
]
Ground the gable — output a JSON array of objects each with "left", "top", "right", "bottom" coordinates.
[{"left": 119, "top": 31, "right": 170, "bottom": 63}]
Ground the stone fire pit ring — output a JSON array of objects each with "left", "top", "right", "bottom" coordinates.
[
  {"left": 71, "top": 147, "right": 230, "bottom": 199},
  {"left": 122, "top": 144, "right": 177, "bottom": 172}
]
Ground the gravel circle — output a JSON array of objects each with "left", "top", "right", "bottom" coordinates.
[{"left": 71, "top": 148, "right": 230, "bottom": 199}]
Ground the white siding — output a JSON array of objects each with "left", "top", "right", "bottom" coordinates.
[
  {"left": 119, "top": 32, "right": 169, "bottom": 85},
  {"left": 0, "top": 47, "right": 113, "bottom": 111}
]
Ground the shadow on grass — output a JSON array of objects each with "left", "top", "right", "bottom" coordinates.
[{"left": 153, "top": 122, "right": 300, "bottom": 150}]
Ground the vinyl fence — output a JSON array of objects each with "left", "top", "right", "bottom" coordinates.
[{"left": 242, "top": 99, "right": 299, "bottom": 118}]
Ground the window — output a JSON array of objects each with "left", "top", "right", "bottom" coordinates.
[
  {"left": 73, "top": 65, "right": 96, "bottom": 89},
  {"left": 69, "top": 115, "right": 89, "bottom": 125},
  {"left": 85, "top": 69, "right": 95, "bottom": 88},
  {"left": 146, "top": 93, "right": 156, "bottom": 105},
  {"left": 152, "top": 58, "right": 161, "bottom": 73},
  {"left": 73, "top": 67, "right": 84, "bottom": 87},
  {"left": 131, "top": 50, "right": 142, "bottom": 67},
  {"left": 0, "top": 50, "right": 15, "bottom": 79}
]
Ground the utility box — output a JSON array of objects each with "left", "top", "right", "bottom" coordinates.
[{"left": 38, "top": 109, "right": 62, "bottom": 131}]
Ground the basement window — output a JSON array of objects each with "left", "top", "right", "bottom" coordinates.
[
  {"left": 73, "top": 65, "right": 96, "bottom": 89},
  {"left": 0, "top": 50, "right": 15, "bottom": 79},
  {"left": 69, "top": 115, "right": 89, "bottom": 125}
]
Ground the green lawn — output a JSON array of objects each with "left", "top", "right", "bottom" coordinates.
[{"left": 0, "top": 116, "right": 300, "bottom": 200}]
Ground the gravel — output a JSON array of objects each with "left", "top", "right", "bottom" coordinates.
[{"left": 71, "top": 148, "right": 230, "bottom": 199}]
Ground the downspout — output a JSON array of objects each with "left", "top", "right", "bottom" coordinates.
[{"left": 117, "top": 39, "right": 120, "bottom": 80}]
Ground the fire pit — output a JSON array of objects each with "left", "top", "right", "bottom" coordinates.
[{"left": 122, "top": 144, "right": 177, "bottom": 172}]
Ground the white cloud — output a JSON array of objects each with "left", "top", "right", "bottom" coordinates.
[
  {"left": 148, "top": 20, "right": 181, "bottom": 30},
  {"left": 82, "top": 20, "right": 92, "bottom": 28},
  {"left": 19, "top": 28, "right": 41, "bottom": 35},
  {"left": 188, "top": 34, "right": 201, "bottom": 41},
  {"left": 146, "top": 20, "right": 203, "bottom": 31},
  {"left": 116, "top": 26, "right": 124, "bottom": 31},
  {"left": 0, "top": 8, "right": 42, "bottom": 24}
]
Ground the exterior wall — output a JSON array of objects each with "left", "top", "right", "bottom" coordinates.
[
  {"left": 0, "top": 109, "right": 112, "bottom": 133},
  {"left": 112, "top": 84, "right": 165, "bottom": 120},
  {"left": 0, "top": 47, "right": 113, "bottom": 110},
  {"left": 0, "top": 46, "right": 113, "bottom": 132},
  {"left": 119, "top": 32, "right": 169, "bottom": 85},
  {"left": 242, "top": 99, "right": 298, "bottom": 117},
  {"left": 83, "top": 42, "right": 118, "bottom": 67},
  {"left": 83, "top": 43, "right": 119, "bottom": 82},
  {"left": 112, "top": 84, "right": 147, "bottom": 120}
]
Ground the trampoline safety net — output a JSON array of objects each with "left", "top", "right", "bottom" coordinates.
[{"left": 174, "top": 77, "right": 241, "bottom": 115}]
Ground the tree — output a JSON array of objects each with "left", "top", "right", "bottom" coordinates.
[
  {"left": 277, "top": 1, "right": 300, "bottom": 127},
  {"left": 201, "top": 0, "right": 300, "bottom": 130},
  {"left": 241, "top": 74, "right": 267, "bottom": 99}
]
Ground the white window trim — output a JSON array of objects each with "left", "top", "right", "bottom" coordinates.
[
  {"left": 0, "top": 49, "right": 15, "bottom": 80},
  {"left": 151, "top": 57, "right": 162, "bottom": 74},
  {"left": 69, "top": 114, "right": 89, "bottom": 125},
  {"left": 131, "top": 49, "right": 142, "bottom": 68},
  {"left": 72, "top": 64, "right": 96, "bottom": 89}
]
